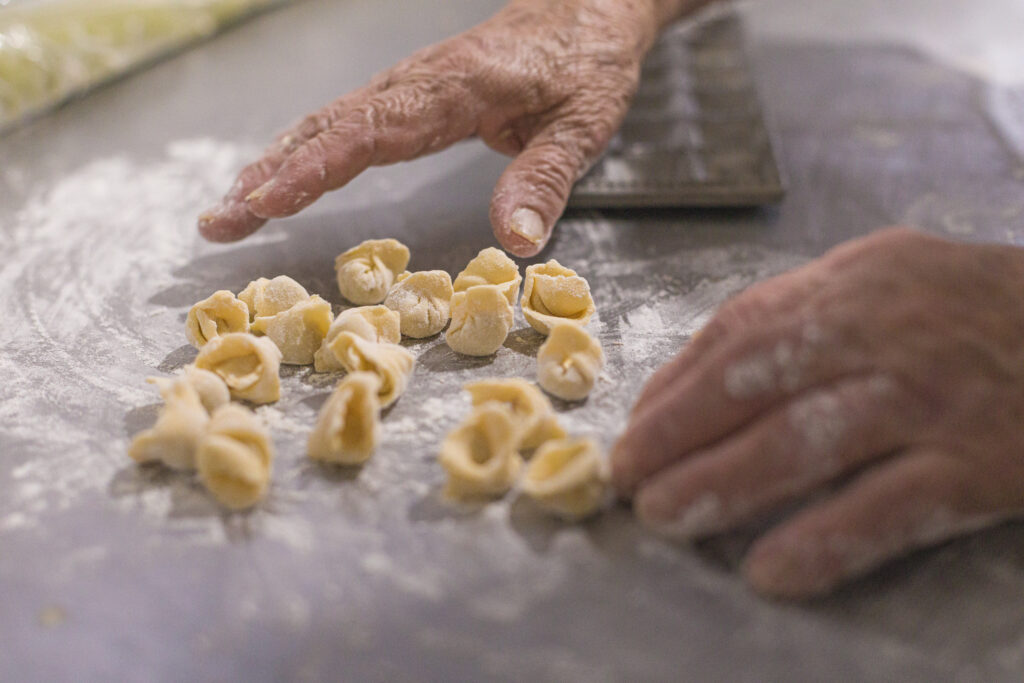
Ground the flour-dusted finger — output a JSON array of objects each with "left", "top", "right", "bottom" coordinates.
[
  {"left": 490, "top": 98, "right": 632, "bottom": 257},
  {"left": 629, "top": 263, "right": 827, "bottom": 417},
  {"left": 246, "top": 79, "right": 482, "bottom": 219},
  {"left": 633, "top": 374, "right": 914, "bottom": 538},
  {"left": 742, "top": 450, "right": 1008, "bottom": 599},
  {"left": 611, "top": 313, "right": 867, "bottom": 498},
  {"left": 196, "top": 94, "right": 369, "bottom": 242}
]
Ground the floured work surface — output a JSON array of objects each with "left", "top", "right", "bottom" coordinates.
[
  {"left": 2, "top": 0, "right": 1024, "bottom": 680},
  {"left": 568, "top": 11, "right": 786, "bottom": 209}
]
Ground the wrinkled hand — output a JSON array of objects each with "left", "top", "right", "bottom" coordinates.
[
  {"left": 613, "top": 228, "right": 1024, "bottom": 598},
  {"left": 199, "top": 0, "right": 696, "bottom": 255}
]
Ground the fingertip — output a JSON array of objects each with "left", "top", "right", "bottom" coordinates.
[
  {"left": 197, "top": 202, "right": 267, "bottom": 243},
  {"left": 492, "top": 207, "right": 551, "bottom": 257},
  {"left": 742, "top": 534, "right": 834, "bottom": 600},
  {"left": 609, "top": 435, "right": 638, "bottom": 498}
]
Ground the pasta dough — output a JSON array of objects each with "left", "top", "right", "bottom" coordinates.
[
  {"left": 439, "top": 403, "right": 523, "bottom": 499},
  {"left": 445, "top": 285, "right": 514, "bottom": 356},
  {"left": 194, "top": 332, "right": 282, "bottom": 404},
  {"left": 185, "top": 290, "right": 249, "bottom": 349},
  {"left": 464, "top": 378, "right": 565, "bottom": 452},
  {"left": 147, "top": 365, "right": 230, "bottom": 415},
  {"left": 196, "top": 404, "right": 274, "bottom": 510},
  {"left": 238, "top": 275, "right": 310, "bottom": 321},
  {"left": 326, "top": 332, "right": 415, "bottom": 407},
  {"left": 128, "top": 379, "right": 209, "bottom": 470},
  {"left": 520, "top": 438, "right": 608, "bottom": 520},
  {"left": 383, "top": 269, "right": 454, "bottom": 338},
  {"left": 521, "top": 260, "right": 596, "bottom": 335},
  {"left": 536, "top": 322, "right": 605, "bottom": 401},
  {"left": 307, "top": 372, "right": 381, "bottom": 465},
  {"left": 335, "top": 238, "right": 410, "bottom": 305},
  {"left": 313, "top": 305, "right": 401, "bottom": 372},
  {"left": 452, "top": 247, "right": 522, "bottom": 306},
  {"left": 251, "top": 294, "right": 333, "bottom": 365}
]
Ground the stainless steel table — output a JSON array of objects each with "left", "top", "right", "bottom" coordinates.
[{"left": 2, "top": 0, "right": 1023, "bottom": 680}]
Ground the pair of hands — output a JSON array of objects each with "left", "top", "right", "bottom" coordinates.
[{"left": 199, "top": 0, "right": 1024, "bottom": 598}]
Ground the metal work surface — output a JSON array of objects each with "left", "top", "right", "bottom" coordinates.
[{"left": 2, "top": 0, "right": 1024, "bottom": 680}]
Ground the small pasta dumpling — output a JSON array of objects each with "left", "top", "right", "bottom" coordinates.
[
  {"left": 326, "top": 332, "right": 415, "bottom": 407},
  {"left": 439, "top": 403, "right": 523, "bottom": 499},
  {"left": 185, "top": 290, "right": 250, "bottom": 349},
  {"left": 383, "top": 269, "right": 454, "bottom": 338},
  {"left": 521, "top": 260, "right": 596, "bottom": 335},
  {"left": 445, "top": 285, "right": 514, "bottom": 356},
  {"left": 335, "top": 238, "right": 410, "bottom": 305},
  {"left": 536, "top": 322, "right": 605, "bottom": 401},
  {"left": 147, "top": 365, "right": 230, "bottom": 415},
  {"left": 313, "top": 305, "right": 401, "bottom": 372},
  {"left": 463, "top": 378, "right": 565, "bottom": 452},
  {"left": 128, "top": 380, "right": 209, "bottom": 471},
  {"left": 196, "top": 404, "right": 274, "bottom": 510},
  {"left": 194, "top": 332, "right": 282, "bottom": 404},
  {"left": 308, "top": 372, "right": 382, "bottom": 465},
  {"left": 452, "top": 246, "right": 522, "bottom": 306},
  {"left": 238, "top": 275, "right": 310, "bottom": 321},
  {"left": 520, "top": 438, "right": 609, "bottom": 520},
  {"left": 251, "top": 295, "right": 333, "bottom": 365}
]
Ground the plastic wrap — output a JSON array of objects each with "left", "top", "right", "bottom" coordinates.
[{"left": 0, "top": 0, "right": 288, "bottom": 132}]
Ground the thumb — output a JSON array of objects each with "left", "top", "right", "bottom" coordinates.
[{"left": 489, "top": 114, "right": 617, "bottom": 258}]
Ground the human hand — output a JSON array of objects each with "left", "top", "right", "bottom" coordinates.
[
  {"left": 612, "top": 227, "right": 1024, "bottom": 598},
  {"left": 199, "top": 0, "right": 702, "bottom": 256}
]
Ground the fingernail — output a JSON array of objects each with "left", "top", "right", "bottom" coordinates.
[
  {"left": 744, "top": 537, "right": 826, "bottom": 598},
  {"left": 509, "top": 208, "right": 545, "bottom": 244},
  {"left": 246, "top": 180, "right": 274, "bottom": 204},
  {"left": 642, "top": 492, "right": 726, "bottom": 540}
]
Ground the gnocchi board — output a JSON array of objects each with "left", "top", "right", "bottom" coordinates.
[{"left": 568, "top": 10, "right": 786, "bottom": 209}]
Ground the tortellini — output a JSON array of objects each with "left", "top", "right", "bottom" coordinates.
[
  {"left": 251, "top": 294, "right": 333, "bottom": 365},
  {"left": 536, "top": 322, "right": 605, "bottom": 401},
  {"left": 521, "top": 259, "right": 596, "bottom": 335},
  {"left": 445, "top": 285, "right": 514, "bottom": 356},
  {"left": 128, "top": 379, "right": 209, "bottom": 471},
  {"left": 196, "top": 404, "right": 274, "bottom": 510},
  {"left": 520, "top": 438, "right": 609, "bottom": 520},
  {"left": 383, "top": 270, "right": 454, "bottom": 338},
  {"left": 238, "top": 275, "right": 310, "bottom": 321},
  {"left": 452, "top": 247, "right": 522, "bottom": 306},
  {"left": 185, "top": 290, "right": 250, "bottom": 349},
  {"left": 439, "top": 403, "right": 523, "bottom": 499},
  {"left": 326, "top": 332, "right": 415, "bottom": 407},
  {"left": 147, "top": 365, "right": 230, "bottom": 415},
  {"left": 307, "top": 372, "right": 382, "bottom": 465},
  {"left": 464, "top": 378, "right": 565, "bottom": 452},
  {"left": 335, "top": 238, "right": 410, "bottom": 305},
  {"left": 313, "top": 305, "right": 401, "bottom": 372},
  {"left": 194, "top": 332, "right": 282, "bottom": 404}
]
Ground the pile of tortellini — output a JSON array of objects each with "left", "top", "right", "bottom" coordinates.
[{"left": 129, "top": 238, "right": 608, "bottom": 518}]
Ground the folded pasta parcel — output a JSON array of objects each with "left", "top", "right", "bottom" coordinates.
[
  {"left": 520, "top": 437, "right": 609, "bottom": 520},
  {"left": 335, "top": 238, "right": 410, "bottom": 305},
  {"left": 238, "top": 275, "right": 310, "bottom": 321},
  {"left": 439, "top": 403, "right": 523, "bottom": 499},
  {"left": 194, "top": 332, "right": 282, "bottom": 404},
  {"left": 128, "top": 379, "right": 210, "bottom": 471},
  {"left": 185, "top": 290, "right": 250, "bottom": 349},
  {"left": 326, "top": 332, "right": 414, "bottom": 407},
  {"left": 196, "top": 404, "right": 274, "bottom": 510},
  {"left": 521, "top": 259, "right": 595, "bottom": 335},
  {"left": 445, "top": 284, "right": 514, "bottom": 356},
  {"left": 314, "top": 305, "right": 401, "bottom": 372},
  {"left": 383, "top": 270, "right": 454, "bottom": 338},
  {"left": 452, "top": 246, "right": 522, "bottom": 306},
  {"left": 536, "top": 322, "right": 604, "bottom": 401},
  {"left": 251, "top": 294, "right": 333, "bottom": 365},
  {"left": 463, "top": 378, "right": 565, "bottom": 452},
  {"left": 308, "top": 372, "right": 382, "bottom": 465}
]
